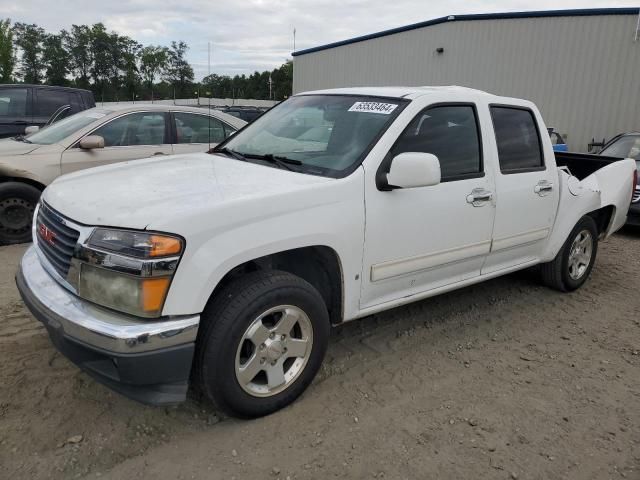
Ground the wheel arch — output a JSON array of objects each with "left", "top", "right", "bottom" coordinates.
[
  {"left": 0, "top": 175, "right": 46, "bottom": 192},
  {"left": 204, "top": 245, "right": 345, "bottom": 325}
]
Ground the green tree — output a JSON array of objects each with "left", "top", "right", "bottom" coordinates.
[
  {"left": 139, "top": 45, "right": 168, "bottom": 100},
  {"left": 165, "top": 41, "right": 194, "bottom": 98},
  {"left": 89, "top": 23, "right": 112, "bottom": 99},
  {"left": 13, "top": 22, "right": 45, "bottom": 83},
  {"left": 42, "top": 32, "right": 70, "bottom": 85},
  {"left": 66, "top": 25, "right": 92, "bottom": 88},
  {"left": 0, "top": 19, "right": 15, "bottom": 82}
]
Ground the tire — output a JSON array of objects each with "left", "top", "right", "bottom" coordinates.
[
  {"left": 194, "top": 270, "right": 330, "bottom": 418},
  {"left": 540, "top": 215, "right": 598, "bottom": 292},
  {"left": 0, "top": 182, "right": 41, "bottom": 245}
]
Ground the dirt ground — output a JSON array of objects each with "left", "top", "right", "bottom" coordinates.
[{"left": 1, "top": 231, "right": 639, "bottom": 480}]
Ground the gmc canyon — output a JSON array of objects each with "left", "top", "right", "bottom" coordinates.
[{"left": 16, "top": 86, "right": 637, "bottom": 418}]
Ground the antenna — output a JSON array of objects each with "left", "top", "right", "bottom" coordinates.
[
  {"left": 208, "top": 41, "right": 212, "bottom": 152},
  {"left": 293, "top": 27, "right": 296, "bottom": 52}
]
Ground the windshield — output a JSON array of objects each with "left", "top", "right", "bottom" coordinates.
[
  {"left": 218, "top": 95, "right": 406, "bottom": 177},
  {"left": 26, "top": 109, "right": 110, "bottom": 145},
  {"left": 600, "top": 135, "right": 640, "bottom": 160}
]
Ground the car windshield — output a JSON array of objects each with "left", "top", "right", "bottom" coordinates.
[
  {"left": 600, "top": 135, "right": 640, "bottom": 160},
  {"left": 217, "top": 95, "right": 406, "bottom": 177},
  {"left": 26, "top": 109, "right": 110, "bottom": 145}
]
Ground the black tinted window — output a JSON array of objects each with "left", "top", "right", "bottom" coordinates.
[
  {"left": 0, "top": 88, "right": 28, "bottom": 117},
  {"left": 35, "top": 89, "right": 73, "bottom": 117},
  {"left": 491, "top": 107, "right": 544, "bottom": 172},
  {"left": 391, "top": 105, "right": 482, "bottom": 180}
]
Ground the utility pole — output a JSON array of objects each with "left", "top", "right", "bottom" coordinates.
[{"left": 293, "top": 27, "right": 296, "bottom": 52}]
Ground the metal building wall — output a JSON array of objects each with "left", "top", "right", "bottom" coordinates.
[{"left": 293, "top": 14, "right": 640, "bottom": 151}]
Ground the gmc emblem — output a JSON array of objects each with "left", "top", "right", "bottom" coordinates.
[{"left": 38, "top": 223, "right": 56, "bottom": 246}]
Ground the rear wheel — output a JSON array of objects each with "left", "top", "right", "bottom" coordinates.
[
  {"left": 194, "top": 270, "right": 330, "bottom": 418},
  {"left": 541, "top": 215, "right": 598, "bottom": 292},
  {"left": 0, "top": 182, "right": 41, "bottom": 245}
]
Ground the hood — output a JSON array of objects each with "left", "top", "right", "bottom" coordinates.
[
  {"left": 0, "top": 138, "right": 42, "bottom": 155},
  {"left": 43, "top": 153, "right": 333, "bottom": 230}
]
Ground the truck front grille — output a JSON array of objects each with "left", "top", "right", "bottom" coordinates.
[
  {"left": 36, "top": 203, "right": 79, "bottom": 277},
  {"left": 633, "top": 186, "right": 640, "bottom": 204}
]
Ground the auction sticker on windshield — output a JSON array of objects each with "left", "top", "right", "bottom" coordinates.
[{"left": 348, "top": 102, "right": 398, "bottom": 115}]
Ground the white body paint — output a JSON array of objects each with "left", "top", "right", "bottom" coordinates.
[{"left": 41, "top": 86, "right": 636, "bottom": 322}]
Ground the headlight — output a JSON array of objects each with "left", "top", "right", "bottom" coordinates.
[
  {"left": 89, "top": 228, "right": 182, "bottom": 258},
  {"left": 76, "top": 229, "right": 183, "bottom": 318}
]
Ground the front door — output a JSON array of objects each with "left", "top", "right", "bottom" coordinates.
[
  {"left": 61, "top": 111, "right": 173, "bottom": 174},
  {"left": 361, "top": 104, "right": 496, "bottom": 309},
  {"left": 482, "top": 106, "right": 559, "bottom": 274}
]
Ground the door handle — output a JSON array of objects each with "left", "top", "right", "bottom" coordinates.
[
  {"left": 534, "top": 181, "right": 553, "bottom": 196},
  {"left": 152, "top": 152, "right": 166, "bottom": 156},
  {"left": 466, "top": 188, "right": 493, "bottom": 207}
]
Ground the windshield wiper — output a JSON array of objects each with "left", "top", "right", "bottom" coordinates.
[
  {"left": 12, "top": 135, "right": 32, "bottom": 143},
  {"left": 241, "top": 153, "right": 303, "bottom": 171},
  {"left": 213, "top": 147, "right": 247, "bottom": 162}
]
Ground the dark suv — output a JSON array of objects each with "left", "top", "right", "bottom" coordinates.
[{"left": 0, "top": 85, "right": 95, "bottom": 138}]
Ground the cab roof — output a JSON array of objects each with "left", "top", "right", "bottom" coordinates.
[{"left": 297, "top": 85, "right": 496, "bottom": 100}]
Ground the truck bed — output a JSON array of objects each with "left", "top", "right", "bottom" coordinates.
[{"left": 555, "top": 152, "right": 622, "bottom": 181}]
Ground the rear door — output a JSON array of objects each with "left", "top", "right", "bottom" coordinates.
[
  {"left": 61, "top": 111, "right": 173, "bottom": 174},
  {"left": 482, "top": 105, "right": 559, "bottom": 274},
  {"left": 0, "top": 87, "right": 30, "bottom": 138},
  {"left": 171, "top": 111, "right": 237, "bottom": 154}
]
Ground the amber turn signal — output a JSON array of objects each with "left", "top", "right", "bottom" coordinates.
[
  {"left": 142, "top": 277, "right": 171, "bottom": 313},
  {"left": 149, "top": 235, "right": 183, "bottom": 257}
]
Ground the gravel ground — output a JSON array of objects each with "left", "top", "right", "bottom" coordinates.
[{"left": 1, "top": 231, "right": 639, "bottom": 480}]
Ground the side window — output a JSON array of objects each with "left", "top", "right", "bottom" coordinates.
[
  {"left": 92, "top": 113, "right": 166, "bottom": 147},
  {"left": 0, "top": 88, "right": 28, "bottom": 117},
  {"left": 35, "top": 90, "right": 73, "bottom": 117},
  {"left": 174, "top": 113, "right": 228, "bottom": 144},
  {"left": 391, "top": 105, "right": 482, "bottom": 180},
  {"left": 490, "top": 107, "right": 544, "bottom": 173}
]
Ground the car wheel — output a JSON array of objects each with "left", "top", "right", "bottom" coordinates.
[
  {"left": 541, "top": 215, "right": 598, "bottom": 292},
  {"left": 0, "top": 182, "right": 41, "bottom": 245},
  {"left": 194, "top": 270, "right": 330, "bottom": 418}
]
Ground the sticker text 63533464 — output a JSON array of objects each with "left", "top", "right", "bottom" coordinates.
[{"left": 348, "top": 102, "right": 398, "bottom": 115}]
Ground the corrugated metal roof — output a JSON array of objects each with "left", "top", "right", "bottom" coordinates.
[{"left": 292, "top": 7, "right": 640, "bottom": 57}]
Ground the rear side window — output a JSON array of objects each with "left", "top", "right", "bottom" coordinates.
[
  {"left": 174, "top": 112, "right": 229, "bottom": 144},
  {"left": 0, "top": 88, "right": 28, "bottom": 117},
  {"left": 490, "top": 107, "right": 544, "bottom": 173},
  {"left": 35, "top": 89, "right": 73, "bottom": 117},
  {"left": 391, "top": 105, "right": 483, "bottom": 180}
]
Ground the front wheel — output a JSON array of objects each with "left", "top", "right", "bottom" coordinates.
[
  {"left": 540, "top": 215, "right": 598, "bottom": 292},
  {"left": 194, "top": 270, "right": 330, "bottom": 418}
]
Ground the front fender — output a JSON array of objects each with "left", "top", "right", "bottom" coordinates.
[{"left": 161, "top": 171, "right": 366, "bottom": 319}]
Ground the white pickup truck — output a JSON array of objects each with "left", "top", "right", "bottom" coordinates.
[{"left": 16, "top": 87, "right": 636, "bottom": 418}]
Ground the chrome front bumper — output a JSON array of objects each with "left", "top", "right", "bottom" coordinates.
[
  {"left": 18, "top": 246, "right": 199, "bottom": 354},
  {"left": 16, "top": 246, "right": 201, "bottom": 405}
]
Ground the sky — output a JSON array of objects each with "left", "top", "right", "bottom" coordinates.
[{"left": 2, "top": 0, "right": 638, "bottom": 79}]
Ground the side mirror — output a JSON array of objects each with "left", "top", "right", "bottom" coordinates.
[
  {"left": 25, "top": 126, "right": 39, "bottom": 135},
  {"left": 79, "top": 135, "right": 105, "bottom": 150},
  {"left": 386, "top": 152, "right": 441, "bottom": 189}
]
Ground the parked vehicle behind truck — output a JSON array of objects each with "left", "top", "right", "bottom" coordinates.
[
  {"left": 596, "top": 132, "right": 640, "bottom": 225},
  {"left": 0, "top": 105, "right": 245, "bottom": 244},
  {"left": 16, "top": 86, "right": 636, "bottom": 418},
  {"left": 0, "top": 84, "right": 95, "bottom": 139}
]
